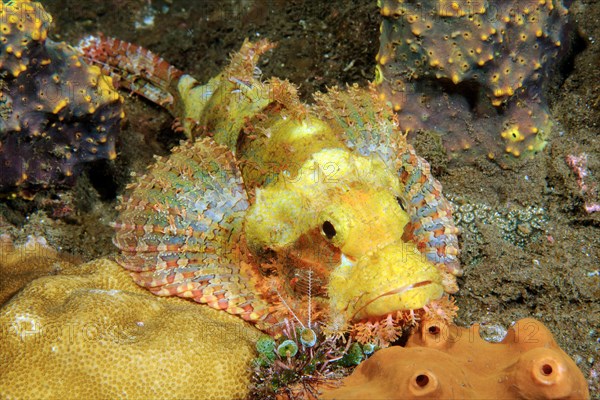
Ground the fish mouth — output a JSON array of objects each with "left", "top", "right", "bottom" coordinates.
[
  {"left": 349, "top": 280, "right": 439, "bottom": 322},
  {"left": 327, "top": 241, "right": 445, "bottom": 322}
]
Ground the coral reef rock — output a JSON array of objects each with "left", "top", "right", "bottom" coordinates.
[
  {"left": 0, "top": 0, "right": 123, "bottom": 198},
  {"left": 375, "top": 0, "right": 573, "bottom": 166},
  {"left": 0, "top": 256, "right": 261, "bottom": 399},
  {"left": 321, "top": 318, "right": 590, "bottom": 399}
]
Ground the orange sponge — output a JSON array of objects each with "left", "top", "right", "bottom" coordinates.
[{"left": 322, "top": 318, "right": 589, "bottom": 399}]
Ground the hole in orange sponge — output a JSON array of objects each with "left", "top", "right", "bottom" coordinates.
[
  {"left": 541, "top": 364, "right": 553, "bottom": 376},
  {"left": 415, "top": 374, "right": 429, "bottom": 387}
]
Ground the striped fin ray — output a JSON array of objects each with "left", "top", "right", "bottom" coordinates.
[
  {"left": 112, "top": 137, "right": 276, "bottom": 326},
  {"left": 77, "top": 34, "right": 184, "bottom": 113},
  {"left": 397, "top": 146, "right": 461, "bottom": 276}
]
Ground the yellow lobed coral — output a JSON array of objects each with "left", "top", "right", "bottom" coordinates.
[{"left": 0, "top": 255, "right": 261, "bottom": 399}]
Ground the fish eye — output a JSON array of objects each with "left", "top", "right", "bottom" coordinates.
[
  {"left": 396, "top": 196, "right": 405, "bottom": 211},
  {"left": 322, "top": 220, "right": 336, "bottom": 239}
]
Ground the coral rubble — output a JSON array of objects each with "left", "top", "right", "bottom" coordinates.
[
  {"left": 0, "top": 256, "right": 261, "bottom": 399},
  {"left": 565, "top": 152, "right": 599, "bottom": 214},
  {"left": 375, "top": 0, "right": 573, "bottom": 166},
  {"left": 321, "top": 318, "right": 590, "bottom": 399},
  {"left": 0, "top": 0, "right": 123, "bottom": 198}
]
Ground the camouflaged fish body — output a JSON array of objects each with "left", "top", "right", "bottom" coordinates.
[{"left": 80, "top": 38, "right": 461, "bottom": 331}]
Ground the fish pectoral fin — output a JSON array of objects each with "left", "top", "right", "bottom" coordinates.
[
  {"left": 112, "top": 137, "right": 278, "bottom": 327},
  {"left": 127, "top": 256, "right": 274, "bottom": 326}
]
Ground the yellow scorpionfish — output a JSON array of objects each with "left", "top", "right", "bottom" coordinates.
[{"left": 79, "top": 38, "right": 461, "bottom": 337}]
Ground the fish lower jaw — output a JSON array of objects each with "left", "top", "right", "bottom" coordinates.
[{"left": 349, "top": 281, "right": 445, "bottom": 322}]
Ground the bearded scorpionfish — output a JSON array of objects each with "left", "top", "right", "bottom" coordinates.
[{"left": 78, "top": 37, "right": 461, "bottom": 339}]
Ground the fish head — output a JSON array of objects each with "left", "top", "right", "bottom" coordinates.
[{"left": 244, "top": 147, "right": 444, "bottom": 323}]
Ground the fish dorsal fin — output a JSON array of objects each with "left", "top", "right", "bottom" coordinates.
[{"left": 312, "top": 83, "right": 402, "bottom": 163}]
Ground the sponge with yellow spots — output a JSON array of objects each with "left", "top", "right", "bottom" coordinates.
[
  {"left": 375, "top": 0, "right": 572, "bottom": 166},
  {"left": 0, "top": 0, "right": 123, "bottom": 198}
]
